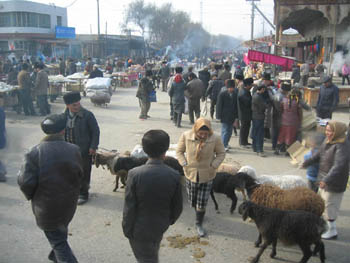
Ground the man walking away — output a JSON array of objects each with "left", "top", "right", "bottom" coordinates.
[
  {"left": 218, "top": 64, "right": 232, "bottom": 83},
  {"left": 160, "top": 61, "right": 170, "bottom": 92},
  {"left": 63, "top": 92, "right": 100, "bottom": 205},
  {"left": 136, "top": 70, "right": 154, "bottom": 120},
  {"left": 18, "top": 114, "right": 83, "bottom": 263},
  {"left": 216, "top": 79, "right": 238, "bottom": 152},
  {"left": 123, "top": 130, "right": 183, "bottom": 263},
  {"left": 186, "top": 73, "right": 204, "bottom": 124},
  {"left": 205, "top": 74, "right": 224, "bottom": 119}
]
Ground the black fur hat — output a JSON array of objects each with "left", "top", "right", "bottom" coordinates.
[
  {"left": 262, "top": 72, "right": 271, "bottom": 80},
  {"left": 41, "top": 114, "right": 66, "bottom": 134},
  {"left": 243, "top": 77, "right": 254, "bottom": 86},
  {"left": 235, "top": 74, "right": 244, "bottom": 81},
  {"left": 63, "top": 92, "right": 81, "bottom": 105},
  {"left": 281, "top": 82, "right": 291, "bottom": 91}
]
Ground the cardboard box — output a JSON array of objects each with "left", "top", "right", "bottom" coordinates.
[{"left": 287, "top": 141, "right": 310, "bottom": 165}]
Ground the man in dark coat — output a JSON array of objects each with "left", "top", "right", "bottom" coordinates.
[
  {"left": 168, "top": 73, "right": 186, "bottom": 127},
  {"left": 0, "top": 105, "right": 6, "bottom": 182},
  {"left": 186, "top": 72, "right": 204, "bottom": 124},
  {"left": 252, "top": 85, "right": 268, "bottom": 157},
  {"left": 88, "top": 65, "right": 103, "bottom": 79},
  {"left": 183, "top": 65, "right": 195, "bottom": 85},
  {"left": 316, "top": 76, "right": 339, "bottom": 119},
  {"left": 34, "top": 62, "right": 50, "bottom": 116},
  {"left": 238, "top": 78, "right": 253, "bottom": 147},
  {"left": 63, "top": 92, "right": 100, "bottom": 205},
  {"left": 17, "top": 63, "right": 36, "bottom": 116},
  {"left": 218, "top": 64, "right": 232, "bottom": 83},
  {"left": 198, "top": 66, "right": 211, "bottom": 98},
  {"left": 205, "top": 74, "right": 224, "bottom": 119},
  {"left": 216, "top": 79, "right": 239, "bottom": 151},
  {"left": 123, "top": 130, "right": 183, "bottom": 263},
  {"left": 59, "top": 57, "right": 66, "bottom": 76},
  {"left": 18, "top": 114, "right": 83, "bottom": 263},
  {"left": 159, "top": 61, "right": 170, "bottom": 92},
  {"left": 136, "top": 70, "right": 154, "bottom": 120}
]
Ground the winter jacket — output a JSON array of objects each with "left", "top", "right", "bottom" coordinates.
[
  {"left": 176, "top": 118, "right": 225, "bottom": 183},
  {"left": 342, "top": 64, "right": 350, "bottom": 76},
  {"left": 198, "top": 70, "right": 211, "bottom": 88},
  {"left": 218, "top": 70, "right": 232, "bottom": 83},
  {"left": 316, "top": 84, "right": 339, "bottom": 112},
  {"left": 63, "top": 107, "right": 100, "bottom": 156},
  {"left": 238, "top": 87, "right": 252, "bottom": 121},
  {"left": 186, "top": 78, "right": 204, "bottom": 102},
  {"left": 122, "top": 159, "right": 183, "bottom": 242},
  {"left": 0, "top": 107, "right": 5, "bottom": 149},
  {"left": 252, "top": 92, "right": 267, "bottom": 120},
  {"left": 17, "top": 70, "right": 32, "bottom": 90},
  {"left": 88, "top": 69, "right": 103, "bottom": 79},
  {"left": 303, "top": 121, "right": 349, "bottom": 193},
  {"left": 18, "top": 135, "right": 83, "bottom": 230},
  {"left": 206, "top": 79, "right": 224, "bottom": 101},
  {"left": 216, "top": 89, "right": 238, "bottom": 124},
  {"left": 136, "top": 77, "right": 153, "bottom": 101},
  {"left": 160, "top": 65, "right": 170, "bottom": 79},
  {"left": 168, "top": 78, "right": 186, "bottom": 105},
  {"left": 280, "top": 97, "right": 302, "bottom": 127},
  {"left": 34, "top": 70, "right": 49, "bottom": 96}
]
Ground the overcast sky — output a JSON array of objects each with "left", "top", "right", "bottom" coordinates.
[{"left": 34, "top": 0, "right": 275, "bottom": 40}]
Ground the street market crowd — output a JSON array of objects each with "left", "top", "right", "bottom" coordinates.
[{"left": 0, "top": 53, "right": 350, "bottom": 263}]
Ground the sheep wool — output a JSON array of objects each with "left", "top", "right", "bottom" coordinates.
[
  {"left": 250, "top": 185, "right": 325, "bottom": 217},
  {"left": 258, "top": 174, "right": 308, "bottom": 189},
  {"left": 218, "top": 162, "right": 241, "bottom": 175}
]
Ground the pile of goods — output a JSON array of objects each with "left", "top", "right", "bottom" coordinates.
[{"left": 85, "top": 77, "right": 112, "bottom": 107}]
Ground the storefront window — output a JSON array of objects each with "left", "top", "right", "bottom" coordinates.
[{"left": 0, "top": 12, "right": 50, "bottom": 28}]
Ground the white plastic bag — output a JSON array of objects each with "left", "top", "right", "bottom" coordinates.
[
  {"left": 184, "top": 97, "right": 189, "bottom": 115},
  {"left": 85, "top": 77, "right": 111, "bottom": 89},
  {"left": 201, "top": 100, "right": 208, "bottom": 117}
]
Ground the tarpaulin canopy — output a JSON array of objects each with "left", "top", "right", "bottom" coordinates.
[{"left": 245, "top": 50, "right": 295, "bottom": 70}]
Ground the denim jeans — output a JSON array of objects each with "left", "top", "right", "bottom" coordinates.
[
  {"left": 44, "top": 225, "right": 77, "bottom": 263},
  {"left": 221, "top": 122, "right": 233, "bottom": 148},
  {"left": 252, "top": 119, "right": 264, "bottom": 153}
]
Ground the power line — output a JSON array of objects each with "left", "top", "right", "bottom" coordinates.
[{"left": 65, "top": 0, "right": 79, "bottom": 8}]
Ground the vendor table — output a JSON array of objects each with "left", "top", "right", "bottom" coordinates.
[{"left": 303, "top": 86, "right": 350, "bottom": 107}]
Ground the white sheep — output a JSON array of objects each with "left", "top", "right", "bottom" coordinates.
[{"left": 238, "top": 165, "right": 308, "bottom": 189}]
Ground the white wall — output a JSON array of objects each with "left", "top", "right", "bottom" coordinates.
[{"left": 0, "top": 0, "right": 68, "bottom": 34}]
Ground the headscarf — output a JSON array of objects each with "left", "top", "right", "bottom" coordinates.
[
  {"left": 192, "top": 118, "right": 213, "bottom": 161},
  {"left": 326, "top": 121, "right": 347, "bottom": 144},
  {"left": 174, "top": 74, "right": 182, "bottom": 83}
]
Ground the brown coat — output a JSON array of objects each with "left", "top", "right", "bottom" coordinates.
[
  {"left": 176, "top": 118, "right": 225, "bottom": 183},
  {"left": 186, "top": 78, "right": 204, "bottom": 101},
  {"left": 17, "top": 70, "right": 32, "bottom": 90},
  {"left": 35, "top": 70, "right": 49, "bottom": 96}
]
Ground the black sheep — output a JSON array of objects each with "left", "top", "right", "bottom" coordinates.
[
  {"left": 238, "top": 201, "right": 326, "bottom": 263},
  {"left": 210, "top": 172, "right": 246, "bottom": 214},
  {"left": 113, "top": 156, "right": 184, "bottom": 191}
]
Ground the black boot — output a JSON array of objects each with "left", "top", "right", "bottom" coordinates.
[
  {"left": 195, "top": 210, "right": 206, "bottom": 237},
  {"left": 176, "top": 113, "right": 182, "bottom": 127},
  {"left": 274, "top": 144, "right": 281, "bottom": 155}
]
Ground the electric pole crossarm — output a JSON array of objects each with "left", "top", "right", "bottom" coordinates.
[{"left": 253, "top": 2, "right": 275, "bottom": 30}]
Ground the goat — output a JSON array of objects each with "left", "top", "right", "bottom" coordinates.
[
  {"left": 210, "top": 172, "right": 247, "bottom": 214},
  {"left": 238, "top": 201, "right": 326, "bottom": 263}
]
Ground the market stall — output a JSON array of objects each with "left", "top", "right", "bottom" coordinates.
[
  {"left": 66, "top": 72, "right": 88, "bottom": 95},
  {"left": 0, "top": 82, "right": 19, "bottom": 109},
  {"left": 48, "top": 75, "right": 78, "bottom": 102},
  {"left": 303, "top": 86, "right": 350, "bottom": 107}
]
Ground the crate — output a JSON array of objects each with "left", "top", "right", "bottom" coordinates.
[{"left": 66, "top": 84, "right": 82, "bottom": 92}]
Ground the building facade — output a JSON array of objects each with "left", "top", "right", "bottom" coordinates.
[
  {"left": 0, "top": 0, "right": 69, "bottom": 58},
  {"left": 274, "top": 0, "right": 350, "bottom": 64}
]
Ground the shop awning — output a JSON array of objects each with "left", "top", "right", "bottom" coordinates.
[{"left": 245, "top": 49, "right": 296, "bottom": 70}]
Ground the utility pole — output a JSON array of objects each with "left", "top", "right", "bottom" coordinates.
[
  {"left": 250, "top": 0, "right": 255, "bottom": 42},
  {"left": 97, "top": 0, "right": 100, "bottom": 36},
  {"left": 200, "top": 0, "right": 203, "bottom": 25}
]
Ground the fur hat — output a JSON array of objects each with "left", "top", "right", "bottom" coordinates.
[
  {"left": 235, "top": 74, "right": 244, "bottom": 81},
  {"left": 243, "top": 77, "right": 254, "bottom": 86},
  {"left": 41, "top": 114, "right": 66, "bottom": 134},
  {"left": 63, "top": 92, "right": 81, "bottom": 105},
  {"left": 281, "top": 82, "right": 291, "bottom": 91},
  {"left": 262, "top": 72, "right": 271, "bottom": 80},
  {"left": 322, "top": 76, "right": 332, "bottom": 83}
]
